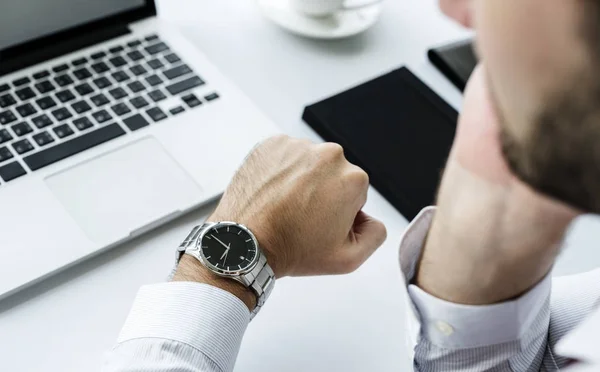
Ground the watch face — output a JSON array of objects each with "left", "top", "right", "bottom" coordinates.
[{"left": 199, "top": 223, "right": 258, "bottom": 273}]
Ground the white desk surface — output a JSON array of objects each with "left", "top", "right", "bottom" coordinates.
[{"left": 2, "top": 1, "right": 600, "bottom": 371}]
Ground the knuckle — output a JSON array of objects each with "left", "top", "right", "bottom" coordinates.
[
  {"left": 347, "top": 167, "right": 369, "bottom": 187},
  {"left": 318, "top": 142, "right": 344, "bottom": 159}
]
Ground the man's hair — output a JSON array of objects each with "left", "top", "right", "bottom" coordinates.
[{"left": 499, "top": 2, "right": 600, "bottom": 213}]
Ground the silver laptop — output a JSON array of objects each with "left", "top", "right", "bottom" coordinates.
[{"left": 0, "top": 0, "right": 280, "bottom": 299}]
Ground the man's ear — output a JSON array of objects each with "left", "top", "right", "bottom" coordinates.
[{"left": 439, "top": 0, "right": 473, "bottom": 28}]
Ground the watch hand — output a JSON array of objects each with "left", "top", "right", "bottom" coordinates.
[
  {"left": 211, "top": 234, "right": 230, "bottom": 250},
  {"left": 220, "top": 243, "right": 231, "bottom": 260}
]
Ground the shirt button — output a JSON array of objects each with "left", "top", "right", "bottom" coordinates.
[{"left": 434, "top": 320, "right": 454, "bottom": 336}]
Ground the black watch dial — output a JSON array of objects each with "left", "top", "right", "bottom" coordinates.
[{"left": 200, "top": 224, "right": 258, "bottom": 272}]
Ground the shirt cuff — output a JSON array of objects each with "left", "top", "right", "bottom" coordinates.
[
  {"left": 117, "top": 282, "right": 250, "bottom": 372},
  {"left": 399, "top": 206, "right": 552, "bottom": 349}
]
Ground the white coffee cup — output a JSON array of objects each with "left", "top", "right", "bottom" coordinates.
[{"left": 291, "top": 0, "right": 382, "bottom": 17}]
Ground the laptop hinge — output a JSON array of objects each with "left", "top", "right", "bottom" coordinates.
[{"left": 0, "top": 24, "right": 131, "bottom": 77}]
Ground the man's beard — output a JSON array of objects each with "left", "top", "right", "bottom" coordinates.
[{"left": 495, "top": 78, "right": 600, "bottom": 213}]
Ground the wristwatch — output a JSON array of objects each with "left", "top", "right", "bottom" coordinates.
[{"left": 171, "top": 221, "right": 275, "bottom": 319}]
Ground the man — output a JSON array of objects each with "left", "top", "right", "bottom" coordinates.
[{"left": 104, "top": 1, "right": 600, "bottom": 371}]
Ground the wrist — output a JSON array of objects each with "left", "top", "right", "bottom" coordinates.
[{"left": 173, "top": 254, "right": 257, "bottom": 311}]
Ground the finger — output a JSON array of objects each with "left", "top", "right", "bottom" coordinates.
[
  {"left": 345, "top": 164, "right": 370, "bottom": 209},
  {"left": 338, "top": 211, "right": 387, "bottom": 273}
]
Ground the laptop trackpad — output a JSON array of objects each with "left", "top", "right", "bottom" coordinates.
[{"left": 45, "top": 137, "right": 203, "bottom": 243}]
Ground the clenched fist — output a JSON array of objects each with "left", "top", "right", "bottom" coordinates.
[{"left": 209, "top": 135, "right": 387, "bottom": 278}]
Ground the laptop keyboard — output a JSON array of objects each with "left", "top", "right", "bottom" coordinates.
[{"left": 0, "top": 34, "right": 220, "bottom": 185}]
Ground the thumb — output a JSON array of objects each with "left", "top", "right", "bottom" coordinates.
[{"left": 344, "top": 211, "right": 387, "bottom": 266}]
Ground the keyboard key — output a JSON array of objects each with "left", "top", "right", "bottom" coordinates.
[
  {"left": 73, "top": 68, "right": 92, "bottom": 80},
  {"left": 51, "top": 107, "right": 72, "bottom": 121},
  {"left": 92, "top": 109, "right": 112, "bottom": 124},
  {"left": 33, "top": 131, "right": 55, "bottom": 147},
  {"left": 182, "top": 93, "right": 202, "bottom": 108},
  {"left": 32, "top": 114, "right": 53, "bottom": 129},
  {"left": 56, "top": 89, "right": 76, "bottom": 103},
  {"left": 35, "top": 80, "right": 56, "bottom": 94},
  {"left": 123, "top": 113, "right": 149, "bottom": 131},
  {"left": 130, "top": 96, "right": 149, "bottom": 109},
  {"left": 91, "top": 61, "right": 110, "bottom": 74},
  {"left": 36, "top": 96, "right": 57, "bottom": 110},
  {"left": 73, "top": 117, "right": 94, "bottom": 131},
  {"left": 163, "top": 64, "right": 192, "bottom": 80},
  {"left": 90, "top": 93, "right": 110, "bottom": 107},
  {"left": 170, "top": 106, "right": 185, "bottom": 115},
  {"left": 127, "top": 50, "right": 145, "bottom": 62},
  {"left": 130, "top": 65, "right": 147, "bottom": 76},
  {"left": 74, "top": 83, "right": 94, "bottom": 96},
  {"left": 0, "top": 110, "right": 17, "bottom": 125},
  {"left": 33, "top": 70, "right": 50, "bottom": 80},
  {"left": 54, "top": 74, "right": 74, "bottom": 87},
  {"left": 12, "top": 139, "right": 34, "bottom": 155},
  {"left": 0, "top": 147, "right": 14, "bottom": 163},
  {"left": 205, "top": 92, "right": 220, "bottom": 101},
  {"left": 11, "top": 122, "right": 33, "bottom": 136},
  {"left": 146, "top": 107, "right": 167, "bottom": 122},
  {"left": 52, "top": 64, "right": 70, "bottom": 73},
  {"left": 108, "top": 87, "right": 128, "bottom": 100},
  {"left": 145, "top": 42, "right": 169, "bottom": 55},
  {"left": 127, "top": 40, "right": 142, "bottom": 48},
  {"left": 13, "top": 76, "right": 31, "bottom": 87},
  {"left": 15, "top": 103, "right": 37, "bottom": 118},
  {"left": 111, "top": 103, "right": 131, "bottom": 117},
  {"left": 127, "top": 81, "right": 146, "bottom": 93},
  {"left": 72, "top": 57, "right": 88, "bottom": 66},
  {"left": 109, "top": 45, "right": 124, "bottom": 54},
  {"left": 24, "top": 123, "right": 126, "bottom": 171},
  {"left": 145, "top": 74, "right": 163, "bottom": 87},
  {"left": 0, "top": 93, "right": 16, "bottom": 108},
  {"left": 91, "top": 51, "right": 106, "bottom": 60},
  {"left": 147, "top": 58, "right": 164, "bottom": 70},
  {"left": 0, "top": 84, "right": 10, "bottom": 93},
  {"left": 0, "top": 129, "right": 13, "bottom": 144},
  {"left": 0, "top": 161, "right": 26, "bottom": 181},
  {"left": 93, "top": 77, "right": 112, "bottom": 89},
  {"left": 109, "top": 56, "right": 127, "bottom": 68},
  {"left": 72, "top": 100, "right": 92, "bottom": 114},
  {"left": 166, "top": 76, "right": 204, "bottom": 95},
  {"left": 112, "top": 71, "right": 130, "bottom": 82},
  {"left": 53, "top": 124, "right": 75, "bottom": 139},
  {"left": 148, "top": 89, "right": 166, "bottom": 102},
  {"left": 164, "top": 53, "right": 181, "bottom": 64},
  {"left": 145, "top": 34, "right": 159, "bottom": 42},
  {"left": 15, "top": 87, "right": 36, "bottom": 101}
]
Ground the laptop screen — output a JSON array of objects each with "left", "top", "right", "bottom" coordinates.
[{"left": 0, "top": 0, "right": 146, "bottom": 51}]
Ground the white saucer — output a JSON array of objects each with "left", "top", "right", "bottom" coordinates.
[{"left": 257, "top": 0, "right": 382, "bottom": 40}]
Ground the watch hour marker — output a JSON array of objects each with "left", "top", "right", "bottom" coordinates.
[
  {"left": 227, "top": 226, "right": 229, "bottom": 232},
  {"left": 215, "top": 228, "right": 219, "bottom": 233},
  {"left": 240, "top": 256, "right": 245, "bottom": 260},
  {"left": 206, "top": 255, "right": 211, "bottom": 259},
  {"left": 238, "top": 265, "right": 242, "bottom": 269},
  {"left": 245, "top": 239, "right": 251, "bottom": 242},
  {"left": 206, "top": 235, "right": 211, "bottom": 240},
  {"left": 237, "top": 231, "right": 241, "bottom": 235}
]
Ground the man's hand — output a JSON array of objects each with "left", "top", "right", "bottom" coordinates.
[
  {"left": 415, "top": 65, "right": 581, "bottom": 305},
  {"left": 175, "top": 136, "right": 386, "bottom": 308},
  {"left": 439, "top": 0, "right": 473, "bottom": 27}
]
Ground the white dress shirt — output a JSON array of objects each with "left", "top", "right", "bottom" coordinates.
[{"left": 103, "top": 207, "right": 600, "bottom": 372}]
